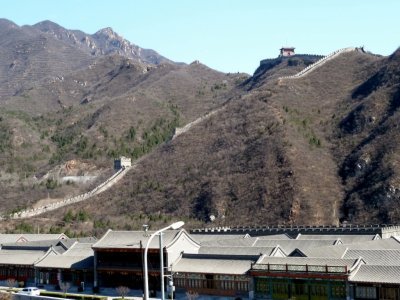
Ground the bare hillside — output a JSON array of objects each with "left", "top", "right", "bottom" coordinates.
[{"left": 1, "top": 19, "right": 400, "bottom": 236}]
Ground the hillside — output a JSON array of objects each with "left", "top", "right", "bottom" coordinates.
[
  {"left": 1, "top": 19, "right": 400, "bottom": 236},
  {"left": 6, "top": 47, "right": 400, "bottom": 237},
  {"left": 0, "top": 20, "right": 247, "bottom": 230}
]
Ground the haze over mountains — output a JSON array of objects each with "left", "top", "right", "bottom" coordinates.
[{"left": 0, "top": 19, "right": 399, "bottom": 236}]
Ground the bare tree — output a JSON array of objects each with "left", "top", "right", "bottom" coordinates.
[
  {"left": 59, "top": 282, "right": 71, "bottom": 297},
  {"left": 186, "top": 290, "right": 198, "bottom": 300},
  {"left": 116, "top": 286, "right": 130, "bottom": 299},
  {"left": 6, "top": 279, "right": 16, "bottom": 291}
]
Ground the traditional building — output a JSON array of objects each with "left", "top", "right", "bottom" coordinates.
[
  {"left": 0, "top": 226, "right": 399, "bottom": 299},
  {"left": 280, "top": 47, "right": 295, "bottom": 57},
  {"left": 250, "top": 256, "right": 362, "bottom": 300},
  {"left": 172, "top": 253, "right": 256, "bottom": 298},
  {"left": 34, "top": 242, "right": 94, "bottom": 290},
  {"left": 113, "top": 156, "right": 131, "bottom": 170},
  {"left": 91, "top": 229, "right": 200, "bottom": 292}
]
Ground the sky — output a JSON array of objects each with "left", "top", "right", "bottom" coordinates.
[{"left": 2, "top": 0, "right": 400, "bottom": 74}]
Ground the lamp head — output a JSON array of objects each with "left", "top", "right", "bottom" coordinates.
[{"left": 170, "top": 221, "right": 184, "bottom": 230}]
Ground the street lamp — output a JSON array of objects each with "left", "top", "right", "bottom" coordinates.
[{"left": 143, "top": 221, "right": 184, "bottom": 300}]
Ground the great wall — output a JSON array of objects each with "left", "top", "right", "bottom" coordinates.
[
  {"left": 4, "top": 47, "right": 362, "bottom": 220},
  {"left": 4, "top": 106, "right": 226, "bottom": 220},
  {"left": 278, "top": 47, "right": 358, "bottom": 80},
  {"left": 172, "top": 106, "right": 225, "bottom": 140},
  {"left": 4, "top": 165, "right": 131, "bottom": 220}
]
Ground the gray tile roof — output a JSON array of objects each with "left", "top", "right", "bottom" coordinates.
[
  {"left": 34, "top": 253, "right": 93, "bottom": 270},
  {"left": 18, "top": 234, "right": 68, "bottom": 241},
  {"left": 302, "top": 246, "right": 348, "bottom": 258},
  {"left": 93, "top": 229, "right": 194, "bottom": 249},
  {"left": 256, "top": 234, "right": 292, "bottom": 240},
  {"left": 253, "top": 239, "right": 338, "bottom": 254},
  {"left": 35, "top": 242, "right": 94, "bottom": 270},
  {"left": 303, "top": 237, "right": 400, "bottom": 258},
  {"left": 1, "top": 239, "right": 72, "bottom": 253},
  {"left": 0, "top": 234, "right": 67, "bottom": 243},
  {"left": 198, "top": 246, "right": 276, "bottom": 256},
  {"left": 0, "top": 249, "right": 47, "bottom": 265},
  {"left": 343, "top": 249, "right": 400, "bottom": 266},
  {"left": 172, "top": 254, "right": 256, "bottom": 275},
  {"left": 343, "top": 237, "right": 400, "bottom": 250},
  {"left": 350, "top": 265, "right": 400, "bottom": 284},
  {"left": 200, "top": 237, "right": 257, "bottom": 247},
  {"left": 63, "top": 242, "right": 94, "bottom": 256},
  {"left": 297, "top": 234, "right": 378, "bottom": 244}
]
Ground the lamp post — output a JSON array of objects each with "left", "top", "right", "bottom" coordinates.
[
  {"left": 143, "top": 221, "right": 184, "bottom": 300},
  {"left": 159, "top": 232, "right": 164, "bottom": 300}
]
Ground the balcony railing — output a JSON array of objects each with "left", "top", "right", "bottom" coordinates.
[{"left": 251, "top": 263, "right": 347, "bottom": 274}]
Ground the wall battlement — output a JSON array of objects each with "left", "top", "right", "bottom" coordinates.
[{"left": 191, "top": 224, "right": 400, "bottom": 237}]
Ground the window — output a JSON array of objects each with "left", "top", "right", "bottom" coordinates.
[
  {"left": 292, "top": 283, "right": 308, "bottom": 296},
  {"left": 255, "top": 278, "right": 270, "bottom": 294},
  {"left": 237, "top": 280, "right": 248, "bottom": 292},
  {"left": 310, "top": 284, "right": 327, "bottom": 297},
  {"left": 355, "top": 286, "right": 376, "bottom": 299},
  {"left": 380, "top": 287, "right": 397, "bottom": 300},
  {"left": 331, "top": 284, "right": 346, "bottom": 298},
  {"left": 272, "top": 282, "right": 288, "bottom": 295}
]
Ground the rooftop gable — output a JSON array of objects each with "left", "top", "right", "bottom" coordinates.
[{"left": 93, "top": 228, "right": 192, "bottom": 250}]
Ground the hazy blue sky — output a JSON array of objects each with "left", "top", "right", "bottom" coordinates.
[{"left": 2, "top": 0, "right": 399, "bottom": 74}]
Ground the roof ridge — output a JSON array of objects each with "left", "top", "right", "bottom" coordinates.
[
  {"left": 63, "top": 241, "right": 78, "bottom": 255},
  {"left": 341, "top": 247, "right": 349, "bottom": 258},
  {"left": 92, "top": 228, "right": 112, "bottom": 248}
]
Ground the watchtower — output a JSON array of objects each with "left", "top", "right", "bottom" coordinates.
[
  {"left": 114, "top": 156, "right": 131, "bottom": 170},
  {"left": 280, "top": 46, "right": 295, "bottom": 57}
]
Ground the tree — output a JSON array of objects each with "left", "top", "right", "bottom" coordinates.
[
  {"left": 6, "top": 278, "right": 16, "bottom": 290},
  {"left": 116, "top": 286, "right": 130, "bottom": 299},
  {"left": 186, "top": 290, "right": 198, "bottom": 300},
  {"left": 59, "top": 282, "right": 70, "bottom": 297}
]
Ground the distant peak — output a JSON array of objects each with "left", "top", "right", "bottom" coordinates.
[
  {"left": 0, "top": 18, "right": 18, "bottom": 28},
  {"left": 95, "top": 27, "right": 118, "bottom": 37},
  {"left": 33, "top": 20, "right": 63, "bottom": 30}
]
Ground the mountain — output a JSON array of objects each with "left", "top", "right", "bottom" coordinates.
[
  {"left": 0, "top": 19, "right": 173, "bottom": 99},
  {"left": 34, "top": 47, "right": 399, "bottom": 234},
  {"left": 0, "top": 20, "right": 246, "bottom": 230},
  {"left": 33, "top": 20, "right": 172, "bottom": 64},
  {"left": 0, "top": 18, "right": 94, "bottom": 99},
  {"left": 1, "top": 18, "right": 400, "bottom": 236}
]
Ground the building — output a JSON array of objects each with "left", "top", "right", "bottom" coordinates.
[
  {"left": 91, "top": 229, "right": 200, "bottom": 292},
  {"left": 173, "top": 253, "right": 256, "bottom": 298},
  {"left": 279, "top": 47, "right": 295, "bottom": 57},
  {"left": 113, "top": 156, "right": 131, "bottom": 170},
  {"left": 34, "top": 242, "right": 94, "bottom": 289},
  {"left": 250, "top": 256, "right": 361, "bottom": 300},
  {"left": 0, "top": 226, "right": 400, "bottom": 299}
]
